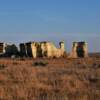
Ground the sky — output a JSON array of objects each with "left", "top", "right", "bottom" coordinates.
[{"left": 0, "top": 0, "right": 100, "bottom": 52}]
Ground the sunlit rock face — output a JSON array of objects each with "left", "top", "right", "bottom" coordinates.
[
  {"left": 40, "top": 41, "right": 65, "bottom": 58},
  {"left": 19, "top": 41, "right": 66, "bottom": 58}
]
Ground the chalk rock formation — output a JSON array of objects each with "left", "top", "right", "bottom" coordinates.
[
  {"left": 70, "top": 41, "right": 88, "bottom": 58},
  {"left": 20, "top": 41, "right": 66, "bottom": 58}
]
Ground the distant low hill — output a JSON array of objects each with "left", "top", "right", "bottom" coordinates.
[{"left": 89, "top": 52, "right": 100, "bottom": 58}]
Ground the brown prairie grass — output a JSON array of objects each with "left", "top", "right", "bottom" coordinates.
[{"left": 0, "top": 57, "right": 100, "bottom": 100}]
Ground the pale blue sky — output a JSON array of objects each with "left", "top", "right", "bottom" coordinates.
[{"left": 0, "top": 0, "right": 100, "bottom": 52}]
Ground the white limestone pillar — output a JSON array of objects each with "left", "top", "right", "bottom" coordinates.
[
  {"left": 31, "top": 43, "right": 37, "bottom": 58},
  {"left": 83, "top": 42, "right": 88, "bottom": 57}
]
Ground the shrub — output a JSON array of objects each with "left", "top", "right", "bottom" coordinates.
[
  {"left": 33, "top": 61, "right": 48, "bottom": 67},
  {"left": 88, "top": 76, "right": 98, "bottom": 83},
  {"left": 39, "top": 61, "right": 48, "bottom": 66},
  {"left": 19, "top": 57, "right": 25, "bottom": 61},
  {"left": 92, "top": 63, "right": 100, "bottom": 68},
  {"left": 98, "top": 64, "right": 100, "bottom": 68},
  {"left": 0, "top": 64, "right": 6, "bottom": 70},
  {"left": 12, "top": 61, "right": 19, "bottom": 65}
]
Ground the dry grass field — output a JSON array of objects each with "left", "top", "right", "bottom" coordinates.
[{"left": 0, "top": 54, "right": 100, "bottom": 100}]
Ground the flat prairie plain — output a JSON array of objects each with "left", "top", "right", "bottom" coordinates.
[{"left": 0, "top": 54, "right": 100, "bottom": 100}]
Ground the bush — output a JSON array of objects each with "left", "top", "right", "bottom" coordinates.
[
  {"left": 19, "top": 57, "right": 25, "bottom": 61},
  {"left": 12, "top": 61, "right": 19, "bottom": 65},
  {"left": 33, "top": 61, "right": 48, "bottom": 67},
  {"left": 0, "top": 64, "right": 6, "bottom": 70},
  {"left": 98, "top": 64, "right": 100, "bottom": 68},
  {"left": 92, "top": 63, "right": 100, "bottom": 68},
  {"left": 88, "top": 76, "right": 98, "bottom": 83}
]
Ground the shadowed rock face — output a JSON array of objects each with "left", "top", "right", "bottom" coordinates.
[
  {"left": 0, "top": 43, "right": 3, "bottom": 53},
  {"left": 76, "top": 42, "right": 84, "bottom": 57},
  {"left": 25, "top": 42, "right": 33, "bottom": 57},
  {"left": 5, "top": 44, "right": 19, "bottom": 57},
  {"left": 19, "top": 43, "right": 27, "bottom": 57},
  {"left": 0, "top": 43, "right": 6, "bottom": 54},
  {"left": 0, "top": 43, "right": 19, "bottom": 57},
  {"left": 20, "top": 42, "right": 36, "bottom": 58},
  {"left": 70, "top": 42, "right": 88, "bottom": 58}
]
